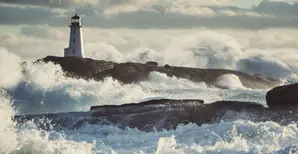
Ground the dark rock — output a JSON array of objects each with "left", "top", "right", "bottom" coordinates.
[
  {"left": 266, "top": 83, "right": 298, "bottom": 108},
  {"left": 39, "top": 56, "right": 114, "bottom": 80},
  {"left": 145, "top": 61, "right": 158, "bottom": 68},
  {"left": 36, "top": 56, "right": 281, "bottom": 89},
  {"left": 108, "top": 62, "right": 150, "bottom": 83},
  {"left": 145, "top": 61, "right": 158, "bottom": 71},
  {"left": 14, "top": 98, "right": 298, "bottom": 132},
  {"left": 90, "top": 99, "right": 204, "bottom": 111},
  {"left": 164, "top": 64, "right": 173, "bottom": 70},
  {"left": 90, "top": 99, "right": 204, "bottom": 117}
]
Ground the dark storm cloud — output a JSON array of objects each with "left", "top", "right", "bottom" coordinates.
[
  {"left": 0, "top": 0, "right": 74, "bottom": 8},
  {"left": 0, "top": 5, "right": 54, "bottom": 25},
  {"left": 1, "top": 0, "right": 298, "bottom": 29},
  {"left": 254, "top": 0, "right": 298, "bottom": 17},
  {"left": 0, "top": 0, "right": 134, "bottom": 8},
  {"left": 47, "top": 8, "right": 298, "bottom": 29}
]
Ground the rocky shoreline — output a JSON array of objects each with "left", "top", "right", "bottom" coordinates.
[
  {"left": 37, "top": 56, "right": 281, "bottom": 89},
  {"left": 14, "top": 97, "right": 298, "bottom": 132}
]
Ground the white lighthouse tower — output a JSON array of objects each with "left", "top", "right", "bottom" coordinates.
[{"left": 64, "top": 14, "right": 84, "bottom": 58}]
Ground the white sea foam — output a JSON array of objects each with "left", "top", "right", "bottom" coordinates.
[
  {"left": 0, "top": 94, "right": 18, "bottom": 153},
  {"left": 139, "top": 72, "right": 224, "bottom": 103},
  {"left": 0, "top": 92, "right": 95, "bottom": 154},
  {"left": 215, "top": 74, "right": 245, "bottom": 89},
  {"left": 11, "top": 64, "right": 159, "bottom": 114},
  {"left": 54, "top": 120, "right": 298, "bottom": 154},
  {"left": 0, "top": 47, "right": 22, "bottom": 88}
]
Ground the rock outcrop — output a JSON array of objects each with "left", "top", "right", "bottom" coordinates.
[
  {"left": 36, "top": 56, "right": 281, "bottom": 89},
  {"left": 266, "top": 83, "right": 298, "bottom": 108},
  {"left": 14, "top": 98, "right": 298, "bottom": 132}
]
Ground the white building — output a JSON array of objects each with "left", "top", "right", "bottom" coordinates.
[{"left": 64, "top": 14, "right": 85, "bottom": 58}]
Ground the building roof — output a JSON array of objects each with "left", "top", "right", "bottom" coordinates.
[{"left": 71, "top": 13, "right": 80, "bottom": 19}]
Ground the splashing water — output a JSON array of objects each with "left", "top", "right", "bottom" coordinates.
[{"left": 215, "top": 74, "right": 245, "bottom": 89}]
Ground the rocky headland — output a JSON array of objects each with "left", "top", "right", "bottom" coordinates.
[{"left": 36, "top": 56, "right": 281, "bottom": 89}]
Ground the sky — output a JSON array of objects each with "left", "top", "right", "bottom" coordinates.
[
  {"left": 231, "top": 0, "right": 263, "bottom": 7},
  {"left": 0, "top": 0, "right": 298, "bottom": 62},
  {"left": 1, "top": 0, "right": 298, "bottom": 29}
]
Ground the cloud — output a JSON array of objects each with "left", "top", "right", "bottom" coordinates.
[
  {"left": 0, "top": 0, "right": 298, "bottom": 29},
  {"left": 49, "top": 10, "right": 296, "bottom": 29},
  {"left": 19, "top": 25, "right": 130, "bottom": 47},
  {"left": 20, "top": 25, "right": 67, "bottom": 40},
  {"left": 0, "top": 0, "right": 230, "bottom": 8},
  {"left": 0, "top": 5, "right": 54, "bottom": 25},
  {"left": 0, "top": 33, "right": 66, "bottom": 59},
  {"left": 2, "top": 26, "right": 298, "bottom": 59},
  {"left": 254, "top": 0, "right": 298, "bottom": 17},
  {"left": 0, "top": 0, "right": 98, "bottom": 8}
]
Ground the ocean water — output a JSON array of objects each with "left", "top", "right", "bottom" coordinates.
[{"left": 1, "top": 30, "right": 298, "bottom": 154}]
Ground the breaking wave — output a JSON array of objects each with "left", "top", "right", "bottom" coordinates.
[{"left": 215, "top": 74, "right": 245, "bottom": 89}]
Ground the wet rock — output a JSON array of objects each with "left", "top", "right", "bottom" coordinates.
[
  {"left": 16, "top": 98, "right": 298, "bottom": 132},
  {"left": 266, "top": 83, "right": 298, "bottom": 108},
  {"left": 164, "top": 64, "right": 173, "bottom": 70},
  {"left": 145, "top": 61, "right": 158, "bottom": 71}
]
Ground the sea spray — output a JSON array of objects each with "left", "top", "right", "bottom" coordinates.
[
  {"left": 0, "top": 48, "right": 95, "bottom": 153},
  {"left": 138, "top": 72, "right": 223, "bottom": 103},
  {"left": 9, "top": 74, "right": 158, "bottom": 114},
  {"left": 162, "top": 31, "right": 242, "bottom": 69},
  {"left": 0, "top": 91, "right": 95, "bottom": 154},
  {"left": 57, "top": 120, "right": 298, "bottom": 153},
  {"left": 215, "top": 74, "right": 245, "bottom": 89},
  {"left": 0, "top": 48, "right": 19, "bottom": 153},
  {"left": 0, "top": 94, "right": 18, "bottom": 153},
  {"left": 88, "top": 30, "right": 298, "bottom": 80},
  {"left": 87, "top": 42, "right": 124, "bottom": 62},
  {"left": 0, "top": 47, "right": 22, "bottom": 88}
]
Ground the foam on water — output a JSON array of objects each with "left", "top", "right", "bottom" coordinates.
[
  {"left": 0, "top": 93, "right": 18, "bottom": 153},
  {"left": 44, "top": 120, "right": 297, "bottom": 154},
  {"left": 215, "top": 74, "right": 245, "bottom": 89}
]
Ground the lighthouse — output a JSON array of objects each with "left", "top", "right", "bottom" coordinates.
[{"left": 64, "top": 14, "right": 84, "bottom": 58}]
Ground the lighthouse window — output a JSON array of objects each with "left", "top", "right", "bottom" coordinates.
[
  {"left": 73, "top": 39, "right": 75, "bottom": 43},
  {"left": 73, "top": 49, "right": 75, "bottom": 53},
  {"left": 73, "top": 30, "right": 75, "bottom": 34}
]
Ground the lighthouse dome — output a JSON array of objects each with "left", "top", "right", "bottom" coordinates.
[{"left": 71, "top": 13, "right": 80, "bottom": 19}]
